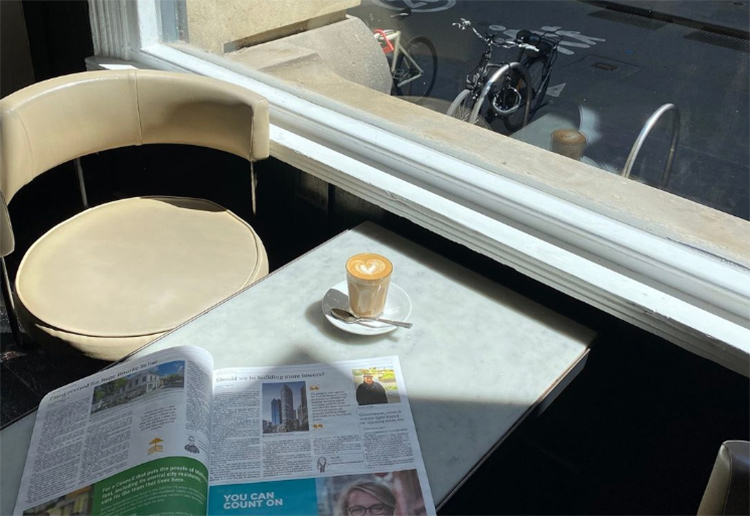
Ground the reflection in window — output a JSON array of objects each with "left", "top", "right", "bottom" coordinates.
[
  {"left": 158, "top": 0, "right": 749, "bottom": 221},
  {"left": 350, "top": 0, "right": 749, "bottom": 220}
]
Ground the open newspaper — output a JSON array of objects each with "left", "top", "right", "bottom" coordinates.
[{"left": 14, "top": 346, "right": 435, "bottom": 516}]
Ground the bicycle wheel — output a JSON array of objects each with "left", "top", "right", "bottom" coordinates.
[
  {"left": 446, "top": 89, "right": 491, "bottom": 129},
  {"left": 501, "top": 58, "right": 547, "bottom": 133},
  {"left": 393, "top": 36, "right": 437, "bottom": 100}
]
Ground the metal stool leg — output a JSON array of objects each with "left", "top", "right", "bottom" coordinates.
[
  {"left": 75, "top": 158, "right": 89, "bottom": 209},
  {"left": 1, "top": 257, "right": 26, "bottom": 348}
]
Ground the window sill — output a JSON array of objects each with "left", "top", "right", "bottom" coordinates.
[{"left": 85, "top": 36, "right": 749, "bottom": 376}]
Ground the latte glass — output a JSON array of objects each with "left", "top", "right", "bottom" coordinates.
[
  {"left": 551, "top": 128, "right": 587, "bottom": 161},
  {"left": 345, "top": 253, "right": 393, "bottom": 317}
]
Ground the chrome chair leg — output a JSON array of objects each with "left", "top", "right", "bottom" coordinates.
[
  {"left": 75, "top": 158, "right": 89, "bottom": 209},
  {"left": 1, "top": 257, "right": 26, "bottom": 348}
]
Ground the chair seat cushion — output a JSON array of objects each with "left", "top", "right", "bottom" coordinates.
[{"left": 15, "top": 196, "right": 267, "bottom": 358}]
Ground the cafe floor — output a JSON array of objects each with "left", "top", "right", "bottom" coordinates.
[{"left": 1, "top": 152, "right": 748, "bottom": 515}]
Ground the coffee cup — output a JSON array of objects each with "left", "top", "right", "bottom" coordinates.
[
  {"left": 345, "top": 253, "right": 393, "bottom": 317},
  {"left": 551, "top": 128, "right": 587, "bottom": 161}
]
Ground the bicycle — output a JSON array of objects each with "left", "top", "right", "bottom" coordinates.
[
  {"left": 373, "top": 8, "right": 438, "bottom": 100},
  {"left": 446, "top": 18, "right": 560, "bottom": 132}
]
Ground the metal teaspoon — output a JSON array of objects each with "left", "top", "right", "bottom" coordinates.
[{"left": 329, "top": 308, "right": 413, "bottom": 329}]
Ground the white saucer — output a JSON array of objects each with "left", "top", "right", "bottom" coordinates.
[{"left": 322, "top": 281, "right": 412, "bottom": 335}]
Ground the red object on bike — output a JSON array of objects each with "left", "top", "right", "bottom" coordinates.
[{"left": 373, "top": 29, "right": 394, "bottom": 54}]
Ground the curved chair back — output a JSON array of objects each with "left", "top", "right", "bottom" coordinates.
[
  {"left": 698, "top": 440, "right": 750, "bottom": 515},
  {"left": 0, "top": 69, "right": 270, "bottom": 257}
]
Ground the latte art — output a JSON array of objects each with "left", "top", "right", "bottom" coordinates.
[
  {"left": 346, "top": 254, "right": 392, "bottom": 280},
  {"left": 354, "top": 260, "right": 385, "bottom": 276},
  {"left": 345, "top": 253, "right": 393, "bottom": 317}
]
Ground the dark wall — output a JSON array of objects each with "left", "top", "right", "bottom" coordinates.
[
  {"left": 1, "top": 1, "right": 92, "bottom": 95},
  {"left": 1, "top": 0, "right": 35, "bottom": 97},
  {"left": 1, "top": 1, "right": 95, "bottom": 275},
  {"left": 21, "top": 0, "right": 93, "bottom": 81}
]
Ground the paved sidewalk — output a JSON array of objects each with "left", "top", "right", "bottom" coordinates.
[{"left": 596, "top": 0, "right": 750, "bottom": 36}]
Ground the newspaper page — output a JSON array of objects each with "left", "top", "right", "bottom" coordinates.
[
  {"left": 208, "top": 355, "right": 436, "bottom": 516},
  {"left": 14, "top": 346, "right": 214, "bottom": 516}
]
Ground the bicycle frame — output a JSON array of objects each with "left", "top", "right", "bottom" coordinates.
[
  {"left": 374, "top": 29, "right": 425, "bottom": 89},
  {"left": 458, "top": 39, "right": 520, "bottom": 120},
  {"left": 464, "top": 39, "right": 496, "bottom": 91},
  {"left": 455, "top": 20, "right": 559, "bottom": 126},
  {"left": 471, "top": 62, "right": 532, "bottom": 126}
]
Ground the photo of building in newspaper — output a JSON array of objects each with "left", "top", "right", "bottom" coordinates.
[
  {"left": 261, "top": 381, "right": 309, "bottom": 433},
  {"left": 90, "top": 360, "right": 185, "bottom": 414},
  {"left": 22, "top": 485, "right": 94, "bottom": 515}
]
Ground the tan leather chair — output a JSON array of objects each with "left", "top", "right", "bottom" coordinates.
[
  {"left": 0, "top": 70, "right": 270, "bottom": 361},
  {"left": 698, "top": 440, "right": 750, "bottom": 515}
]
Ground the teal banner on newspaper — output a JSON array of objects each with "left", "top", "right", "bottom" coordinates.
[{"left": 208, "top": 479, "right": 318, "bottom": 515}]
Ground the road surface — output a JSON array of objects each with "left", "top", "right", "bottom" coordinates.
[{"left": 349, "top": 0, "right": 750, "bottom": 220}]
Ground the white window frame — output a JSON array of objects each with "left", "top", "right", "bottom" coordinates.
[{"left": 87, "top": 0, "right": 749, "bottom": 375}]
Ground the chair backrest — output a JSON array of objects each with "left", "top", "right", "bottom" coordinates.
[
  {"left": 0, "top": 69, "right": 270, "bottom": 257},
  {"left": 698, "top": 440, "right": 750, "bottom": 515}
]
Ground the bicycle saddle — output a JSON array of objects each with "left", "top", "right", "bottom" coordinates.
[
  {"left": 516, "top": 30, "right": 541, "bottom": 45},
  {"left": 516, "top": 29, "right": 556, "bottom": 56}
]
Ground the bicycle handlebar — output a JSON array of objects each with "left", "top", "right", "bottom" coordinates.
[
  {"left": 452, "top": 18, "right": 540, "bottom": 52},
  {"left": 453, "top": 18, "right": 492, "bottom": 44}
]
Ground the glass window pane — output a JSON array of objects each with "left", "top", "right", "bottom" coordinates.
[
  {"left": 158, "top": 0, "right": 749, "bottom": 221},
  {"left": 346, "top": 0, "right": 749, "bottom": 220}
]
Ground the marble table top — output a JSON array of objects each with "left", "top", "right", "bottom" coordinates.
[
  {"left": 0, "top": 222, "right": 595, "bottom": 512},
  {"left": 133, "top": 222, "right": 595, "bottom": 503}
]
